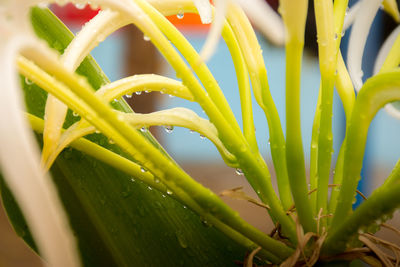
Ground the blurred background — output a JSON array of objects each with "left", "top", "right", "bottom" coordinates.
[{"left": 1, "top": 1, "right": 399, "bottom": 265}]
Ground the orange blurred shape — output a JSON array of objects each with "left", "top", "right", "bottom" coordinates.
[{"left": 167, "top": 13, "right": 210, "bottom": 32}]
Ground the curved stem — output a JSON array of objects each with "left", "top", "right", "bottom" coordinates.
[
  {"left": 226, "top": 3, "right": 292, "bottom": 212},
  {"left": 18, "top": 53, "right": 294, "bottom": 260},
  {"left": 331, "top": 70, "right": 400, "bottom": 231},
  {"left": 28, "top": 113, "right": 285, "bottom": 263},
  {"left": 324, "top": 159, "right": 400, "bottom": 254}
]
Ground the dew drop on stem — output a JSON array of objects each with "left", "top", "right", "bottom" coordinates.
[
  {"left": 125, "top": 94, "right": 132, "bottom": 98},
  {"left": 143, "top": 35, "right": 151, "bottom": 41},
  {"left": 177, "top": 13, "right": 184, "bottom": 19},
  {"left": 199, "top": 134, "right": 206, "bottom": 140},
  {"left": 140, "top": 167, "right": 147, "bottom": 173},
  {"left": 164, "top": 125, "right": 174, "bottom": 133},
  {"left": 135, "top": 91, "right": 142, "bottom": 95},
  {"left": 140, "top": 127, "right": 147, "bottom": 133},
  {"left": 25, "top": 77, "right": 33, "bottom": 85},
  {"left": 235, "top": 169, "right": 244, "bottom": 175}
]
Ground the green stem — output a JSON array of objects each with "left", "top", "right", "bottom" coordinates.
[
  {"left": 19, "top": 54, "right": 294, "bottom": 260},
  {"left": 28, "top": 113, "right": 288, "bottom": 263},
  {"left": 331, "top": 70, "right": 400, "bottom": 230},
  {"left": 285, "top": 41, "right": 316, "bottom": 233},
  {"left": 310, "top": 88, "right": 321, "bottom": 214},
  {"left": 136, "top": 0, "right": 243, "bottom": 139},
  {"left": 323, "top": 162, "right": 400, "bottom": 254},
  {"left": 226, "top": 4, "right": 292, "bottom": 212},
  {"left": 279, "top": 0, "right": 315, "bottom": 233},
  {"left": 222, "top": 24, "right": 259, "bottom": 153},
  {"left": 314, "top": 0, "right": 337, "bottom": 230},
  {"left": 134, "top": 1, "right": 297, "bottom": 240}
]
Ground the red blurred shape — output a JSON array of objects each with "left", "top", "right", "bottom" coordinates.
[{"left": 51, "top": 3, "right": 100, "bottom": 27}]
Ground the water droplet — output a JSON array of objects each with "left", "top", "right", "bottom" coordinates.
[
  {"left": 140, "top": 127, "right": 147, "bottom": 133},
  {"left": 154, "top": 178, "right": 160, "bottom": 183},
  {"left": 175, "top": 230, "right": 188, "bottom": 248},
  {"left": 162, "top": 194, "right": 166, "bottom": 198},
  {"left": 72, "top": 111, "right": 79, "bottom": 117},
  {"left": 164, "top": 125, "right": 174, "bottom": 133},
  {"left": 183, "top": 205, "right": 187, "bottom": 209},
  {"left": 189, "top": 129, "right": 195, "bottom": 134},
  {"left": 199, "top": 134, "right": 206, "bottom": 139},
  {"left": 235, "top": 168, "right": 244, "bottom": 175},
  {"left": 147, "top": 186, "right": 153, "bottom": 190},
  {"left": 334, "top": 33, "right": 338, "bottom": 40},
  {"left": 95, "top": 129, "right": 100, "bottom": 134},
  {"left": 177, "top": 13, "right": 184, "bottom": 19},
  {"left": 144, "top": 90, "right": 150, "bottom": 93},
  {"left": 143, "top": 35, "right": 151, "bottom": 41},
  {"left": 135, "top": 91, "right": 142, "bottom": 95},
  {"left": 166, "top": 189, "right": 173, "bottom": 195},
  {"left": 267, "top": 139, "right": 271, "bottom": 145},
  {"left": 201, "top": 219, "right": 212, "bottom": 228},
  {"left": 25, "top": 77, "right": 33, "bottom": 85},
  {"left": 168, "top": 94, "right": 175, "bottom": 98},
  {"left": 125, "top": 94, "right": 132, "bottom": 98},
  {"left": 131, "top": 178, "right": 136, "bottom": 182},
  {"left": 140, "top": 167, "right": 147, "bottom": 173},
  {"left": 341, "top": 31, "right": 345, "bottom": 37},
  {"left": 75, "top": 3, "right": 86, "bottom": 9},
  {"left": 109, "top": 139, "right": 115, "bottom": 144}
]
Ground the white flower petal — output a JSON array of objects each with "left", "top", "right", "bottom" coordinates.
[
  {"left": 193, "top": 0, "right": 212, "bottom": 24},
  {"left": 0, "top": 35, "right": 80, "bottom": 267},
  {"left": 343, "top": 1, "right": 361, "bottom": 32},
  {"left": 235, "top": 0, "right": 285, "bottom": 46},
  {"left": 373, "top": 25, "right": 400, "bottom": 75},
  {"left": 347, "top": 0, "right": 382, "bottom": 91},
  {"left": 199, "top": 0, "right": 229, "bottom": 62}
]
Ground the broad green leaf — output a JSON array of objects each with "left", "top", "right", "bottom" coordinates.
[{"left": 0, "top": 6, "right": 253, "bottom": 267}]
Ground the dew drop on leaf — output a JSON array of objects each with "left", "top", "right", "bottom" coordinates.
[
  {"left": 177, "top": 13, "right": 184, "bottom": 19},
  {"left": 140, "top": 127, "right": 147, "bottom": 133},
  {"left": 235, "top": 168, "right": 244, "bottom": 175},
  {"left": 135, "top": 91, "right": 142, "bottom": 95}
]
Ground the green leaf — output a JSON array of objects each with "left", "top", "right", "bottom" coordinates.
[{"left": 0, "top": 7, "right": 252, "bottom": 267}]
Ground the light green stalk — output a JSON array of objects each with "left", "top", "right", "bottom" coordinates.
[
  {"left": 28, "top": 113, "right": 288, "bottom": 264},
  {"left": 328, "top": 53, "right": 355, "bottom": 219},
  {"left": 18, "top": 54, "right": 294, "bottom": 260},
  {"left": 314, "top": 0, "right": 337, "bottom": 230},
  {"left": 133, "top": 0, "right": 297, "bottom": 240},
  {"left": 324, "top": 158, "right": 400, "bottom": 254},
  {"left": 330, "top": 70, "right": 400, "bottom": 232},
  {"left": 226, "top": 3, "right": 292, "bottom": 212},
  {"left": 280, "top": 0, "right": 316, "bottom": 234}
]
